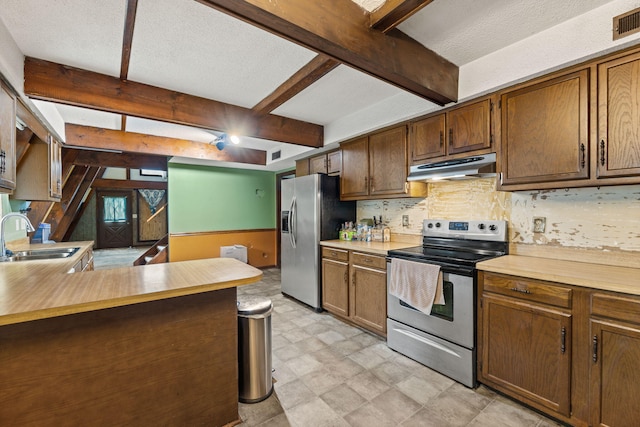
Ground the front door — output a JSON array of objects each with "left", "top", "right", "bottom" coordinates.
[{"left": 97, "top": 190, "right": 133, "bottom": 249}]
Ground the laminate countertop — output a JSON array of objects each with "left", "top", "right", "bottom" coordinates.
[
  {"left": 0, "top": 241, "right": 263, "bottom": 327},
  {"left": 477, "top": 255, "right": 640, "bottom": 296},
  {"left": 320, "top": 239, "right": 418, "bottom": 256}
]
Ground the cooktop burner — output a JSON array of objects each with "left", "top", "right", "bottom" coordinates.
[{"left": 387, "top": 219, "right": 508, "bottom": 271}]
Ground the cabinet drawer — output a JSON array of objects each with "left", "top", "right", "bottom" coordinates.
[
  {"left": 352, "top": 252, "right": 386, "bottom": 270},
  {"left": 322, "top": 247, "right": 349, "bottom": 262},
  {"left": 483, "top": 273, "right": 572, "bottom": 308},
  {"left": 592, "top": 293, "right": 640, "bottom": 325}
]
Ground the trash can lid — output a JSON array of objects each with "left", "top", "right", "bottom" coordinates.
[{"left": 237, "top": 295, "right": 273, "bottom": 315}]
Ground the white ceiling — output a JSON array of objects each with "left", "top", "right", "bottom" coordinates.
[{"left": 0, "top": 0, "right": 618, "bottom": 171}]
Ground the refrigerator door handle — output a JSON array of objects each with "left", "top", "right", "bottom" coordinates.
[{"left": 289, "top": 196, "right": 297, "bottom": 248}]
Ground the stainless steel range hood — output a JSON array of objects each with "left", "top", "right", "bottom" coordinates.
[{"left": 407, "top": 153, "right": 496, "bottom": 181}]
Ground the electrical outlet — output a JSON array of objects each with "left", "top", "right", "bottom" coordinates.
[
  {"left": 402, "top": 215, "right": 409, "bottom": 227},
  {"left": 533, "top": 217, "right": 546, "bottom": 233}
]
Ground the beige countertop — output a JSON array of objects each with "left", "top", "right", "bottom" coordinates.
[
  {"left": 0, "top": 242, "right": 263, "bottom": 327},
  {"left": 320, "top": 239, "right": 417, "bottom": 256},
  {"left": 477, "top": 255, "right": 640, "bottom": 296}
]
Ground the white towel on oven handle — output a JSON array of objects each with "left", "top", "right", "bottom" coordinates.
[{"left": 389, "top": 258, "right": 445, "bottom": 315}]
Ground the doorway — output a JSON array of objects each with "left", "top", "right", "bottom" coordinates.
[{"left": 96, "top": 190, "right": 133, "bottom": 249}]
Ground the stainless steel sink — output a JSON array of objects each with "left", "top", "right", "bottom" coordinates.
[{"left": 5, "top": 247, "right": 80, "bottom": 262}]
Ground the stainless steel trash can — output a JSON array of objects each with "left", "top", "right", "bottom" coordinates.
[{"left": 237, "top": 295, "right": 273, "bottom": 403}]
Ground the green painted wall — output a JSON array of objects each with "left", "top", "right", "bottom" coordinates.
[{"left": 168, "top": 163, "right": 276, "bottom": 233}]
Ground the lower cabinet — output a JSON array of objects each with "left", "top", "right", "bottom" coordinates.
[
  {"left": 68, "top": 247, "right": 94, "bottom": 273},
  {"left": 321, "top": 247, "right": 387, "bottom": 336},
  {"left": 479, "top": 271, "right": 640, "bottom": 427},
  {"left": 589, "top": 293, "right": 640, "bottom": 427}
]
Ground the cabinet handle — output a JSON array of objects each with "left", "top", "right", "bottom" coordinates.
[
  {"left": 363, "top": 258, "right": 372, "bottom": 263},
  {"left": 330, "top": 251, "right": 337, "bottom": 256},
  {"left": 580, "top": 143, "right": 586, "bottom": 169},
  {"left": 439, "top": 130, "right": 444, "bottom": 147},
  {"left": 344, "top": 271, "right": 348, "bottom": 284},
  {"left": 561, "top": 327, "right": 566, "bottom": 354},
  {"left": 327, "top": 158, "right": 331, "bottom": 170},
  {"left": 510, "top": 287, "right": 531, "bottom": 294},
  {"left": 448, "top": 128, "right": 453, "bottom": 147},
  {"left": 592, "top": 335, "right": 598, "bottom": 363},
  {"left": 0, "top": 149, "right": 5, "bottom": 174},
  {"left": 600, "top": 140, "right": 605, "bottom": 167},
  {"left": 370, "top": 177, "right": 374, "bottom": 192},
  {"left": 352, "top": 272, "right": 356, "bottom": 286}
]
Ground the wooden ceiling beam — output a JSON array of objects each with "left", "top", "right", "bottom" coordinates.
[
  {"left": 120, "top": 0, "right": 138, "bottom": 79},
  {"left": 24, "top": 57, "right": 323, "bottom": 148},
  {"left": 91, "top": 178, "right": 167, "bottom": 190},
  {"left": 196, "top": 0, "right": 457, "bottom": 105},
  {"left": 252, "top": 54, "right": 339, "bottom": 115},
  {"left": 64, "top": 124, "right": 267, "bottom": 166},
  {"left": 369, "top": 0, "right": 435, "bottom": 33},
  {"left": 71, "top": 149, "right": 168, "bottom": 171}
]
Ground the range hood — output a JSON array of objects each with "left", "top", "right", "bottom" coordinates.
[{"left": 407, "top": 153, "right": 496, "bottom": 181}]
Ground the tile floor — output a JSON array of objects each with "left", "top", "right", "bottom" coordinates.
[
  {"left": 92, "top": 246, "right": 150, "bottom": 270},
  {"left": 238, "top": 268, "right": 564, "bottom": 427}
]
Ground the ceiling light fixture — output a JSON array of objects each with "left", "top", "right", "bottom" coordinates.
[{"left": 210, "top": 133, "right": 240, "bottom": 150}]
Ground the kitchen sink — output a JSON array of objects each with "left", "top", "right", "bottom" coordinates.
[{"left": 5, "top": 247, "right": 80, "bottom": 262}]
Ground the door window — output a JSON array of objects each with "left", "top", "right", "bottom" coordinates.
[{"left": 103, "top": 196, "right": 127, "bottom": 223}]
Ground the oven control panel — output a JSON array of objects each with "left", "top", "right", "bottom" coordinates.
[{"left": 423, "top": 219, "right": 507, "bottom": 242}]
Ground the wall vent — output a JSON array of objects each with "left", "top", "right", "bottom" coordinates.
[
  {"left": 613, "top": 7, "right": 640, "bottom": 40},
  {"left": 271, "top": 150, "right": 281, "bottom": 160}
]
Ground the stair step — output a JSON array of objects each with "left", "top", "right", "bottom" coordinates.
[
  {"left": 144, "top": 256, "right": 154, "bottom": 263},
  {"left": 157, "top": 245, "right": 167, "bottom": 251}
]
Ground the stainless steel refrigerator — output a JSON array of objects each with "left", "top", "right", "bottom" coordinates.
[{"left": 281, "top": 174, "right": 355, "bottom": 310}]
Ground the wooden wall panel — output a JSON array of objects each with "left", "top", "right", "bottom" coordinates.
[{"left": 169, "top": 229, "right": 277, "bottom": 267}]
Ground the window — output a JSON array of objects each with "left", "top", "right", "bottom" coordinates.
[{"left": 103, "top": 196, "right": 127, "bottom": 223}]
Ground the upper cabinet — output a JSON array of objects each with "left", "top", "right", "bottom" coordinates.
[
  {"left": 409, "top": 97, "right": 494, "bottom": 164},
  {"left": 341, "top": 126, "right": 427, "bottom": 201},
  {"left": 0, "top": 82, "right": 16, "bottom": 193},
  {"left": 499, "top": 69, "right": 590, "bottom": 187},
  {"left": 14, "top": 134, "right": 63, "bottom": 202},
  {"left": 597, "top": 50, "right": 640, "bottom": 179},
  {"left": 296, "top": 150, "right": 342, "bottom": 177},
  {"left": 498, "top": 46, "right": 640, "bottom": 191}
]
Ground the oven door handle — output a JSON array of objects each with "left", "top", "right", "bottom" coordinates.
[{"left": 393, "top": 328, "right": 461, "bottom": 357}]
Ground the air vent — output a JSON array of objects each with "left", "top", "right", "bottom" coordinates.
[
  {"left": 613, "top": 7, "right": 640, "bottom": 40},
  {"left": 271, "top": 150, "right": 281, "bottom": 161}
]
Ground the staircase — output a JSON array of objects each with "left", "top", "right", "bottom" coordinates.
[{"left": 134, "top": 235, "right": 169, "bottom": 266}]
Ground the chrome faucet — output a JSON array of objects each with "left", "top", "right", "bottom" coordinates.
[{"left": 0, "top": 213, "right": 36, "bottom": 261}]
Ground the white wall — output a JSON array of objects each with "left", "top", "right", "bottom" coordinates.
[{"left": 0, "top": 17, "right": 24, "bottom": 93}]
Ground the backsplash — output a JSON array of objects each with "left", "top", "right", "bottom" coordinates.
[{"left": 357, "top": 179, "right": 640, "bottom": 252}]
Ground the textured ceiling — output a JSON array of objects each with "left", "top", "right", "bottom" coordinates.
[{"left": 0, "top": 0, "right": 622, "bottom": 170}]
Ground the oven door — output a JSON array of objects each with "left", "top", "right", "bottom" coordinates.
[{"left": 386, "top": 259, "right": 474, "bottom": 349}]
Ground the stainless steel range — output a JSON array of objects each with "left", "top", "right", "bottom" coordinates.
[{"left": 386, "top": 219, "right": 508, "bottom": 388}]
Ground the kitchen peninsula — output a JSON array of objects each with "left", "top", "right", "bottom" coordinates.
[{"left": 0, "top": 243, "right": 262, "bottom": 426}]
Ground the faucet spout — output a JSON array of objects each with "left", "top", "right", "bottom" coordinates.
[{"left": 0, "top": 213, "right": 36, "bottom": 261}]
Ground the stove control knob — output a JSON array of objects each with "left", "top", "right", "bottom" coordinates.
[
  {"left": 427, "top": 223, "right": 433, "bottom": 229},
  {"left": 435, "top": 222, "right": 441, "bottom": 228},
  {"left": 489, "top": 224, "right": 497, "bottom": 231},
  {"left": 478, "top": 223, "right": 485, "bottom": 230}
]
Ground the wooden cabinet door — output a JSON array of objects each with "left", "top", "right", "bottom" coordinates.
[
  {"left": 321, "top": 258, "right": 349, "bottom": 317},
  {"left": 0, "top": 83, "right": 16, "bottom": 192},
  {"left": 295, "top": 158, "right": 310, "bottom": 177},
  {"left": 410, "top": 114, "right": 446, "bottom": 162},
  {"left": 447, "top": 99, "right": 492, "bottom": 155},
  {"left": 597, "top": 51, "right": 640, "bottom": 178},
  {"left": 369, "top": 126, "right": 408, "bottom": 197},
  {"left": 49, "top": 137, "right": 62, "bottom": 199},
  {"left": 327, "top": 150, "right": 341, "bottom": 175},
  {"left": 350, "top": 264, "right": 387, "bottom": 335},
  {"left": 500, "top": 70, "right": 590, "bottom": 186},
  {"left": 481, "top": 294, "right": 571, "bottom": 417},
  {"left": 590, "top": 320, "right": 640, "bottom": 427},
  {"left": 309, "top": 155, "right": 327, "bottom": 174},
  {"left": 340, "top": 137, "right": 369, "bottom": 199}
]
